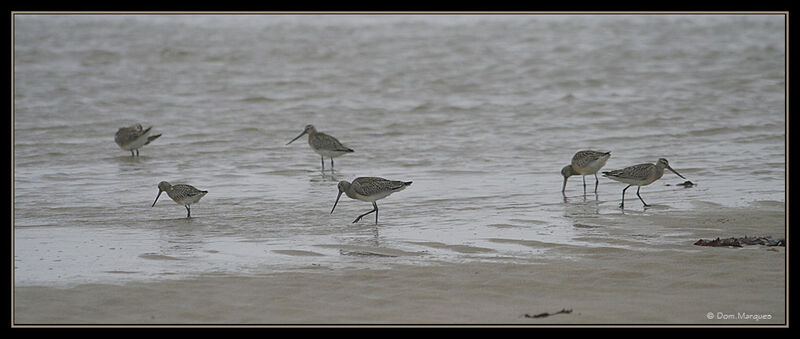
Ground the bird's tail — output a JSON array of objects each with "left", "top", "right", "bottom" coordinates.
[{"left": 146, "top": 134, "right": 162, "bottom": 145}]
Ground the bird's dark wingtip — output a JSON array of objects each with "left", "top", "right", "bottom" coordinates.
[{"left": 145, "top": 134, "right": 162, "bottom": 145}]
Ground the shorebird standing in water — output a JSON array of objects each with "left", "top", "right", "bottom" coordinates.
[
  {"left": 115, "top": 123, "right": 161, "bottom": 157},
  {"left": 561, "top": 150, "right": 612, "bottom": 193},
  {"left": 602, "top": 158, "right": 686, "bottom": 208},
  {"left": 286, "top": 124, "right": 354, "bottom": 171},
  {"left": 151, "top": 181, "right": 208, "bottom": 218},
  {"left": 330, "top": 177, "right": 412, "bottom": 224}
]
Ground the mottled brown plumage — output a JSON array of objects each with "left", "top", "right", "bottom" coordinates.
[
  {"left": 603, "top": 158, "right": 685, "bottom": 208},
  {"left": 330, "top": 177, "right": 412, "bottom": 224},
  {"left": 151, "top": 181, "right": 208, "bottom": 218},
  {"left": 114, "top": 123, "right": 161, "bottom": 156},
  {"left": 561, "top": 150, "right": 611, "bottom": 193},
  {"left": 286, "top": 124, "right": 353, "bottom": 171}
]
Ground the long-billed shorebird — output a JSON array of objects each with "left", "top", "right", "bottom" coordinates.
[
  {"left": 151, "top": 181, "right": 208, "bottom": 218},
  {"left": 602, "top": 158, "right": 686, "bottom": 208},
  {"left": 115, "top": 123, "right": 161, "bottom": 157},
  {"left": 330, "top": 177, "right": 412, "bottom": 224},
  {"left": 561, "top": 150, "right": 612, "bottom": 193},
  {"left": 286, "top": 124, "right": 354, "bottom": 171}
]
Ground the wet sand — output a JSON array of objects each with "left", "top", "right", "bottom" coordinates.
[{"left": 13, "top": 204, "right": 786, "bottom": 325}]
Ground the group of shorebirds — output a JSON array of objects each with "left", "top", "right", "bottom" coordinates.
[
  {"left": 115, "top": 124, "right": 209, "bottom": 218},
  {"left": 115, "top": 123, "right": 411, "bottom": 223},
  {"left": 560, "top": 150, "right": 687, "bottom": 208},
  {"left": 285, "top": 124, "right": 413, "bottom": 224},
  {"left": 116, "top": 123, "right": 688, "bottom": 221}
]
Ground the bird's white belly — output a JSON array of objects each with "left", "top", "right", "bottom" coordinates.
[
  {"left": 311, "top": 147, "right": 348, "bottom": 158},
  {"left": 175, "top": 193, "right": 206, "bottom": 206},
  {"left": 120, "top": 132, "right": 151, "bottom": 150},
  {"left": 611, "top": 172, "right": 662, "bottom": 186},
  {"left": 353, "top": 185, "right": 409, "bottom": 202},
  {"left": 576, "top": 156, "right": 609, "bottom": 175},
  {"left": 350, "top": 190, "right": 391, "bottom": 202}
]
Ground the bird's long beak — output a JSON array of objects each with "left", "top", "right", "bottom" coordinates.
[
  {"left": 561, "top": 177, "right": 568, "bottom": 192},
  {"left": 330, "top": 191, "right": 343, "bottom": 214},
  {"left": 152, "top": 190, "right": 163, "bottom": 207},
  {"left": 286, "top": 131, "right": 306, "bottom": 145},
  {"left": 667, "top": 165, "right": 686, "bottom": 179}
]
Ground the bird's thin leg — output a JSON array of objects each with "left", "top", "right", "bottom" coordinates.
[
  {"left": 374, "top": 202, "right": 379, "bottom": 224},
  {"left": 582, "top": 175, "right": 586, "bottom": 193},
  {"left": 186, "top": 205, "right": 191, "bottom": 218},
  {"left": 321, "top": 156, "right": 325, "bottom": 171},
  {"left": 594, "top": 173, "right": 599, "bottom": 193},
  {"left": 353, "top": 204, "right": 378, "bottom": 224},
  {"left": 620, "top": 185, "right": 631, "bottom": 208},
  {"left": 136, "top": 149, "right": 140, "bottom": 157},
  {"left": 636, "top": 186, "right": 649, "bottom": 207},
  {"left": 331, "top": 158, "right": 335, "bottom": 171},
  {"left": 130, "top": 150, "right": 135, "bottom": 157}
]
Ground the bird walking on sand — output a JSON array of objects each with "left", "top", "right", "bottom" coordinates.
[
  {"left": 115, "top": 123, "right": 161, "bottom": 157},
  {"left": 286, "top": 124, "right": 354, "bottom": 171},
  {"left": 561, "top": 150, "right": 612, "bottom": 193},
  {"left": 602, "top": 158, "right": 686, "bottom": 208},
  {"left": 330, "top": 177, "right": 412, "bottom": 224},
  {"left": 151, "top": 181, "right": 208, "bottom": 218}
]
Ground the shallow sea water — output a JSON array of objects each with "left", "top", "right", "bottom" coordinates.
[{"left": 13, "top": 14, "right": 786, "bottom": 286}]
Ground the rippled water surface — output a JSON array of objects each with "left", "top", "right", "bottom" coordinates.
[{"left": 14, "top": 14, "right": 786, "bottom": 286}]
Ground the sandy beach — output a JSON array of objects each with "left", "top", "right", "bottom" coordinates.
[{"left": 13, "top": 204, "right": 786, "bottom": 326}]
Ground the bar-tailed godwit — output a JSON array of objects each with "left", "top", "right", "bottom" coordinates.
[
  {"left": 330, "top": 177, "right": 412, "bottom": 224},
  {"left": 602, "top": 158, "right": 686, "bottom": 208},
  {"left": 115, "top": 124, "right": 161, "bottom": 157},
  {"left": 151, "top": 181, "right": 208, "bottom": 218},
  {"left": 561, "top": 150, "right": 611, "bottom": 193},
  {"left": 286, "top": 124, "right": 354, "bottom": 171}
]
